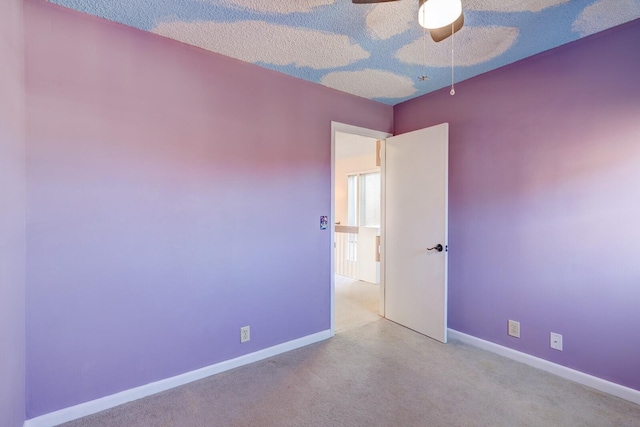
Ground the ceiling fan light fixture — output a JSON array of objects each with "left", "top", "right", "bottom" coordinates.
[
  {"left": 429, "top": 11, "right": 464, "bottom": 42},
  {"left": 418, "top": 0, "right": 462, "bottom": 30}
]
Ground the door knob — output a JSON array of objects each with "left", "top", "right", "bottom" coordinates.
[{"left": 427, "top": 244, "right": 443, "bottom": 252}]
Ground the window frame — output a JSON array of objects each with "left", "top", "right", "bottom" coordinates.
[{"left": 346, "top": 168, "right": 381, "bottom": 228}]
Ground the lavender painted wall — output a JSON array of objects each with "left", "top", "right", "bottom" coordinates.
[
  {"left": 395, "top": 19, "right": 640, "bottom": 391},
  {"left": 24, "top": 0, "right": 392, "bottom": 418},
  {"left": 0, "top": 0, "right": 26, "bottom": 426}
]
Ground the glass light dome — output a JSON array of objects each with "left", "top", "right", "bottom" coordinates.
[{"left": 418, "top": 0, "right": 462, "bottom": 29}]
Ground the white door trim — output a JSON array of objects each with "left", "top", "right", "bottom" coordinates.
[{"left": 330, "top": 122, "right": 392, "bottom": 337}]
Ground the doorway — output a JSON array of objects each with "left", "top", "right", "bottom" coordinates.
[
  {"left": 331, "top": 123, "right": 391, "bottom": 335},
  {"left": 330, "top": 121, "right": 450, "bottom": 342}
]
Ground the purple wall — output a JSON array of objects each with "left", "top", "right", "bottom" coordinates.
[
  {"left": 0, "top": 0, "right": 26, "bottom": 426},
  {"left": 395, "top": 19, "right": 640, "bottom": 391},
  {"left": 24, "top": 0, "right": 392, "bottom": 418}
]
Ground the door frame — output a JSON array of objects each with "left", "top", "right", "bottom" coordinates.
[{"left": 330, "top": 122, "right": 392, "bottom": 336}]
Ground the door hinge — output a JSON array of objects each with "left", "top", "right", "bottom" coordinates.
[{"left": 376, "top": 140, "right": 382, "bottom": 167}]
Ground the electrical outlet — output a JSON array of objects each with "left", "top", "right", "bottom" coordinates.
[
  {"left": 508, "top": 320, "right": 520, "bottom": 338},
  {"left": 550, "top": 332, "right": 563, "bottom": 351},
  {"left": 240, "top": 326, "right": 250, "bottom": 343}
]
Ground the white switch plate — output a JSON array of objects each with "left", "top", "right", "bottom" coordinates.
[
  {"left": 508, "top": 320, "right": 520, "bottom": 338},
  {"left": 240, "top": 326, "right": 250, "bottom": 343},
  {"left": 550, "top": 332, "right": 563, "bottom": 351}
]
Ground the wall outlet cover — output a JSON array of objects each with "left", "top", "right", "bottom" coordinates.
[
  {"left": 240, "top": 326, "right": 250, "bottom": 343},
  {"left": 508, "top": 320, "right": 520, "bottom": 338},
  {"left": 550, "top": 332, "right": 563, "bottom": 351}
]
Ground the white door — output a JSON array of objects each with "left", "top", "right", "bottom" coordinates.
[{"left": 383, "top": 123, "right": 448, "bottom": 343}]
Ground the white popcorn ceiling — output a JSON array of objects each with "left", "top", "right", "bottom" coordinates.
[
  {"left": 366, "top": 1, "right": 417, "bottom": 40},
  {"left": 396, "top": 26, "right": 519, "bottom": 67},
  {"left": 50, "top": 0, "right": 640, "bottom": 104},
  {"left": 465, "top": 0, "right": 569, "bottom": 13},
  {"left": 573, "top": 0, "right": 640, "bottom": 36},
  {"left": 153, "top": 20, "right": 370, "bottom": 69},
  {"left": 321, "top": 69, "right": 417, "bottom": 99},
  {"left": 215, "top": 0, "right": 337, "bottom": 14}
]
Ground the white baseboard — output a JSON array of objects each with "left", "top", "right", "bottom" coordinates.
[
  {"left": 448, "top": 329, "right": 640, "bottom": 406},
  {"left": 24, "top": 329, "right": 332, "bottom": 427}
]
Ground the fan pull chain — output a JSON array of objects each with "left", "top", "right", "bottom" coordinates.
[{"left": 450, "top": 21, "right": 455, "bottom": 96}]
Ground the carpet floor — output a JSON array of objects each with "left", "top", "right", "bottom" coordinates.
[
  {"left": 61, "top": 319, "right": 640, "bottom": 427},
  {"left": 334, "top": 274, "right": 380, "bottom": 333}
]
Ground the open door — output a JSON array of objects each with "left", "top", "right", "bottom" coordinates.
[{"left": 383, "top": 123, "right": 449, "bottom": 343}]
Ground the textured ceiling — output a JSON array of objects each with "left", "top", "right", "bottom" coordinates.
[{"left": 48, "top": 0, "right": 640, "bottom": 105}]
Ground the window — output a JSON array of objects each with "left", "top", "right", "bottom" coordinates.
[
  {"left": 347, "top": 171, "right": 380, "bottom": 227},
  {"left": 347, "top": 174, "right": 358, "bottom": 227}
]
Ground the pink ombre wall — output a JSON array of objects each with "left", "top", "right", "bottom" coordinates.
[
  {"left": 395, "top": 19, "right": 640, "bottom": 391},
  {"left": 24, "top": 0, "right": 392, "bottom": 418},
  {"left": 0, "top": 0, "right": 26, "bottom": 426}
]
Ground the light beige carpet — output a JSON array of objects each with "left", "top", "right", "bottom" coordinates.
[
  {"left": 61, "top": 319, "right": 640, "bottom": 427},
  {"left": 334, "top": 274, "right": 380, "bottom": 333}
]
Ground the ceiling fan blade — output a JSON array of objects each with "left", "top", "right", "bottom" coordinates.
[
  {"left": 352, "top": 0, "right": 400, "bottom": 4},
  {"left": 429, "top": 11, "right": 464, "bottom": 43}
]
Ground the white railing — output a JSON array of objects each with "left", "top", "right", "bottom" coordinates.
[
  {"left": 335, "top": 226, "right": 380, "bottom": 283},
  {"left": 335, "top": 225, "right": 359, "bottom": 278}
]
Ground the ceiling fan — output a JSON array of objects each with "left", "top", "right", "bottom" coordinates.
[{"left": 353, "top": 0, "right": 464, "bottom": 43}]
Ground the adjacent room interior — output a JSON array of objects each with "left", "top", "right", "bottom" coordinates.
[{"left": 334, "top": 132, "right": 381, "bottom": 333}]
